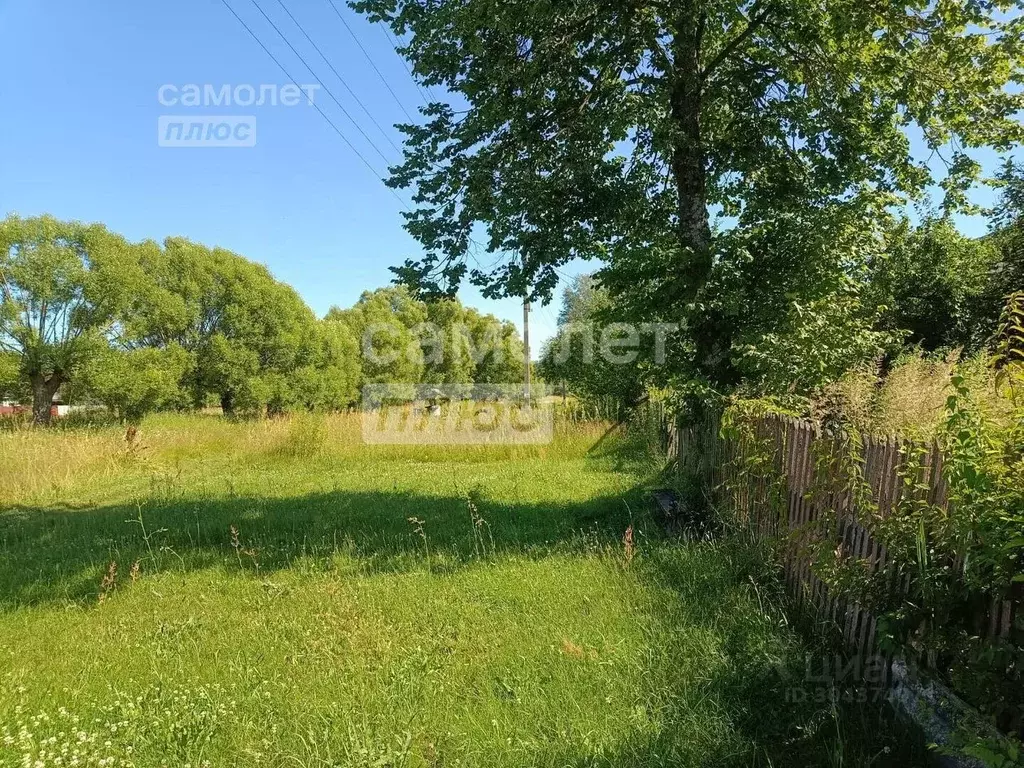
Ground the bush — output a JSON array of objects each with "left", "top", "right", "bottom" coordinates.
[{"left": 810, "top": 354, "right": 1023, "bottom": 741}]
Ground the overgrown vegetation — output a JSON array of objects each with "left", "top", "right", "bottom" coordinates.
[
  {"left": 715, "top": 337, "right": 1024, "bottom": 763},
  {"left": 0, "top": 413, "right": 929, "bottom": 766},
  {"left": 5, "top": 0, "right": 1024, "bottom": 761}
]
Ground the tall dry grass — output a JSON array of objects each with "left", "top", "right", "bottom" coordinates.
[
  {"left": 0, "top": 409, "right": 622, "bottom": 508},
  {"left": 0, "top": 427, "right": 127, "bottom": 505},
  {"left": 813, "top": 350, "right": 1014, "bottom": 439}
]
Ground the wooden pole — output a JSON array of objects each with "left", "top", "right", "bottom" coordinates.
[{"left": 523, "top": 295, "right": 531, "bottom": 400}]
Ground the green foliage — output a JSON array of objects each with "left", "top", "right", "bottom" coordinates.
[
  {"left": 80, "top": 345, "right": 191, "bottom": 424},
  {"left": 291, "top": 319, "right": 363, "bottom": 411},
  {"left": 0, "top": 215, "right": 531, "bottom": 424},
  {"left": 993, "top": 292, "right": 1024, "bottom": 397},
  {"left": 421, "top": 298, "right": 476, "bottom": 385},
  {"left": 877, "top": 371, "right": 1023, "bottom": 744},
  {"left": 539, "top": 275, "right": 649, "bottom": 406},
  {"left": 462, "top": 307, "right": 524, "bottom": 384},
  {"left": 134, "top": 238, "right": 322, "bottom": 416},
  {"left": 722, "top": 347, "right": 1024, "bottom": 758},
  {"left": 802, "top": 361, "right": 1023, "bottom": 742},
  {"left": 869, "top": 218, "right": 1001, "bottom": 351},
  {"left": 993, "top": 158, "right": 1024, "bottom": 232},
  {"left": 0, "top": 214, "right": 142, "bottom": 423},
  {"left": 942, "top": 732, "right": 1024, "bottom": 768},
  {"left": 734, "top": 286, "right": 892, "bottom": 397},
  {"left": 985, "top": 163, "right": 1024, "bottom": 313},
  {"left": 357, "top": 0, "right": 1024, "bottom": 393},
  {"left": 719, "top": 398, "right": 795, "bottom": 532},
  {"left": 0, "top": 350, "right": 20, "bottom": 400},
  {"left": 931, "top": 370, "right": 1023, "bottom": 610},
  {"left": 328, "top": 287, "right": 525, "bottom": 396},
  {"left": 329, "top": 286, "right": 426, "bottom": 391}
]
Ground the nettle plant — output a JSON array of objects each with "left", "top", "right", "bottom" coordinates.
[
  {"left": 803, "top": 361, "right": 1023, "bottom": 740},
  {"left": 719, "top": 397, "right": 795, "bottom": 533},
  {"left": 722, "top": 340, "right": 1024, "bottom": 748}
]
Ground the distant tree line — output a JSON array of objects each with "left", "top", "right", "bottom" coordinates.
[{"left": 0, "top": 215, "right": 524, "bottom": 424}]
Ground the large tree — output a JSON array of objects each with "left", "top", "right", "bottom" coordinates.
[
  {"left": 291, "top": 318, "right": 363, "bottom": 411},
  {"left": 130, "top": 237, "right": 319, "bottom": 416},
  {"left": 421, "top": 298, "right": 526, "bottom": 386},
  {"left": 421, "top": 298, "right": 478, "bottom": 386},
  {"left": 328, "top": 286, "right": 427, "bottom": 390},
  {"left": 461, "top": 306, "right": 525, "bottom": 385},
  {"left": 80, "top": 345, "right": 191, "bottom": 424},
  {"left": 327, "top": 288, "right": 526, "bottom": 398},
  {"left": 0, "top": 215, "right": 140, "bottom": 424},
  {"left": 356, "top": 0, "right": 1024, "bottom": 392},
  {"left": 540, "top": 275, "right": 650, "bottom": 404}
]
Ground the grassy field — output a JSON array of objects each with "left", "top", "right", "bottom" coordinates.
[{"left": 0, "top": 414, "right": 927, "bottom": 767}]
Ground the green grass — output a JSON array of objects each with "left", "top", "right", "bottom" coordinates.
[{"left": 0, "top": 414, "right": 928, "bottom": 767}]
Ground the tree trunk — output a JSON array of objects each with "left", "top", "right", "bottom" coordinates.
[
  {"left": 220, "top": 391, "right": 235, "bottom": 417},
  {"left": 670, "top": 13, "right": 712, "bottom": 286},
  {"left": 669, "top": 13, "right": 737, "bottom": 390},
  {"left": 30, "top": 374, "right": 62, "bottom": 426}
]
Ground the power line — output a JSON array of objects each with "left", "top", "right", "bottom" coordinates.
[
  {"left": 538, "top": 300, "right": 561, "bottom": 332},
  {"left": 554, "top": 265, "right": 575, "bottom": 281},
  {"left": 218, "top": 0, "right": 410, "bottom": 211},
  {"left": 246, "top": 0, "right": 394, "bottom": 165},
  {"left": 325, "top": 0, "right": 417, "bottom": 123},
  {"left": 272, "top": 0, "right": 403, "bottom": 155}
]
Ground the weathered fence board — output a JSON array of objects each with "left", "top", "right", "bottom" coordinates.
[{"left": 666, "top": 412, "right": 1017, "bottom": 661}]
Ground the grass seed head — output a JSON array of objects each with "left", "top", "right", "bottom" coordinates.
[{"left": 98, "top": 561, "right": 118, "bottom": 603}]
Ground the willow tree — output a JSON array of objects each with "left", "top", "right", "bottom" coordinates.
[
  {"left": 356, "top": 0, "right": 1024, "bottom": 391},
  {"left": 131, "top": 237, "right": 320, "bottom": 417},
  {"left": 0, "top": 215, "right": 139, "bottom": 424}
]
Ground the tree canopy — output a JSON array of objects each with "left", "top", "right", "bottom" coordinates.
[
  {"left": 0, "top": 214, "right": 141, "bottom": 423},
  {"left": 0, "top": 215, "right": 529, "bottom": 424},
  {"left": 868, "top": 218, "right": 1002, "bottom": 352},
  {"left": 357, "top": 0, "right": 1024, "bottom": 393},
  {"left": 539, "top": 275, "right": 650, "bottom": 405},
  {"left": 327, "top": 286, "right": 525, "bottom": 394}
]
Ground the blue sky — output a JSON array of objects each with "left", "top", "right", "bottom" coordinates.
[
  {"left": 0, "top": 0, "right": 1009, "bottom": 352},
  {"left": 0, "top": 0, "right": 573, "bottom": 345}
]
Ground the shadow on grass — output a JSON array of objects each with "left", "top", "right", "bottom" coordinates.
[
  {"left": 0, "top": 484, "right": 644, "bottom": 609},
  {"left": 0, "top": 481, "right": 933, "bottom": 766}
]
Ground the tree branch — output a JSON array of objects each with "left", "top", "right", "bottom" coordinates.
[
  {"left": 0, "top": 265, "right": 13, "bottom": 304},
  {"left": 702, "top": 2, "right": 772, "bottom": 80}
]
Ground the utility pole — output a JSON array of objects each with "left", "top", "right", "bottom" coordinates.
[
  {"left": 522, "top": 295, "right": 531, "bottom": 400},
  {"left": 520, "top": 252, "right": 536, "bottom": 399}
]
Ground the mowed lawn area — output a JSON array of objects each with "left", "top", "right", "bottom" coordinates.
[{"left": 0, "top": 415, "right": 926, "bottom": 767}]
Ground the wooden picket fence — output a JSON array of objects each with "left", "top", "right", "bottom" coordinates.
[{"left": 666, "top": 410, "right": 1018, "bottom": 661}]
